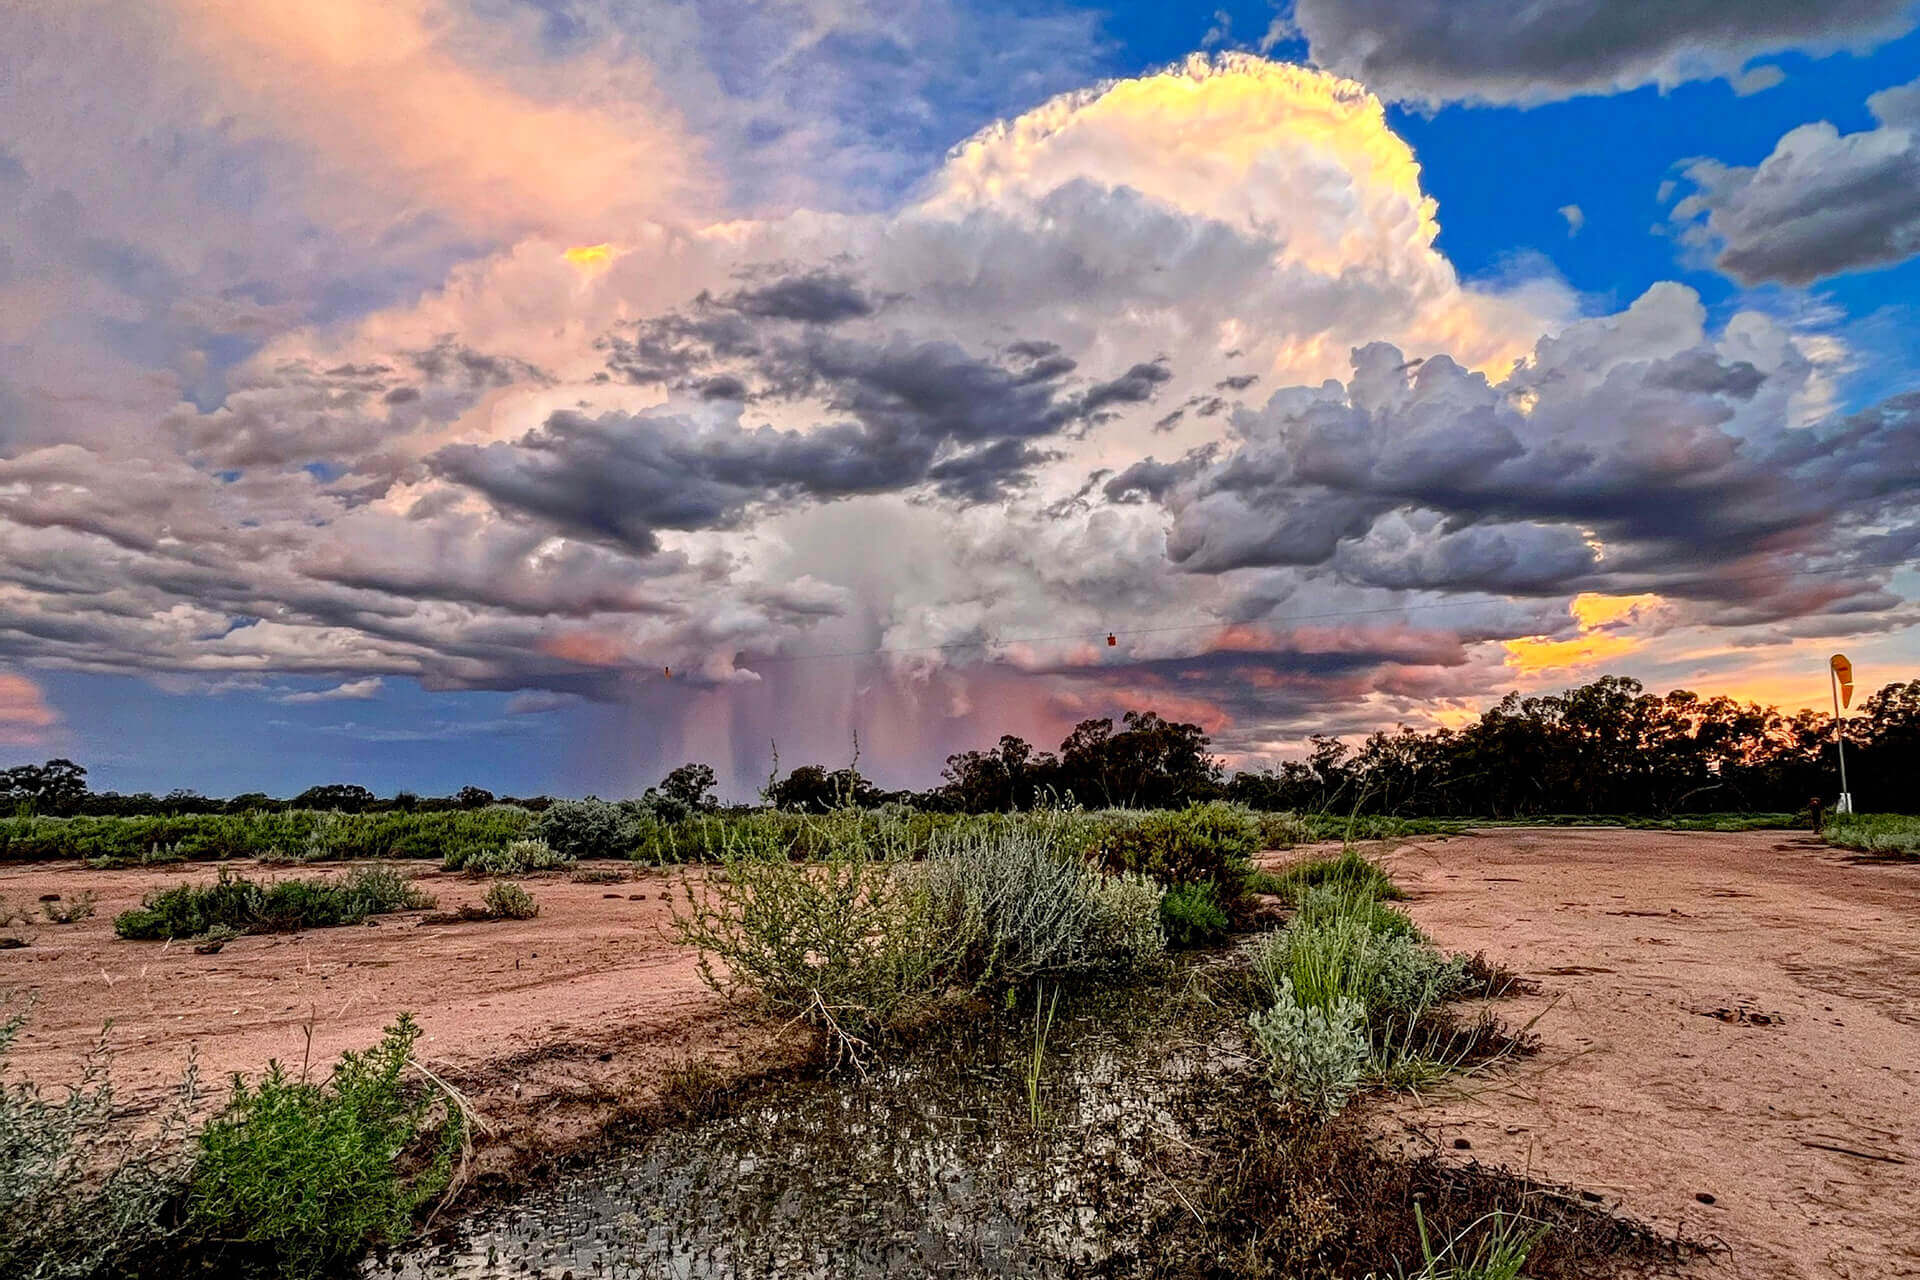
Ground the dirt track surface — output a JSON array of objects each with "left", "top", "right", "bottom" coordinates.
[
  {"left": 0, "top": 862, "right": 801, "bottom": 1175},
  {"left": 1367, "top": 828, "right": 1920, "bottom": 1280}
]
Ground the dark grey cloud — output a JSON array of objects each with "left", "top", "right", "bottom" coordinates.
[
  {"left": 721, "top": 270, "right": 876, "bottom": 323},
  {"left": 434, "top": 330, "right": 1170, "bottom": 552},
  {"left": 1137, "top": 296, "right": 1919, "bottom": 611},
  {"left": 1669, "top": 76, "right": 1920, "bottom": 285},
  {"left": 1288, "top": 0, "right": 1915, "bottom": 105}
]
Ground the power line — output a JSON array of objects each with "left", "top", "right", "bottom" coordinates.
[{"left": 718, "top": 559, "right": 1909, "bottom": 669}]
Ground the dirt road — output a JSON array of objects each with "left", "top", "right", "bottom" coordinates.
[
  {"left": 5, "top": 831, "right": 1916, "bottom": 1274},
  {"left": 1367, "top": 828, "right": 1920, "bottom": 1280},
  {"left": 0, "top": 861, "right": 801, "bottom": 1175}
]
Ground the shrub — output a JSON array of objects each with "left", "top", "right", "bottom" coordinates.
[
  {"left": 673, "top": 832, "right": 959, "bottom": 1064},
  {"left": 569, "top": 865, "right": 629, "bottom": 884},
  {"left": 482, "top": 881, "right": 539, "bottom": 920},
  {"left": 447, "top": 838, "right": 570, "bottom": 875},
  {"left": 37, "top": 892, "right": 95, "bottom": 925},
  {"left": 1159, "top": 879, "right": 1230, "bottom": 947},
  {"left": 1089, "top": 802, "right": 1260, "bottom": 895},
  {"left": 1294, "top": 881, "right": 1424, "bottom": 942},
  {"left": 1248, "top": 977, "right": 1367, "bottom": 1119},
  {"left": 115, "top": 867, "right": 434, "bottom": 940},
  {"left": 1087, "top": 872, "right": 1166, "bottom": 972},
  {"left": 534, "top": 798, "right": 638, "bottom": 860},
  {"left": 0, "top": 1000, "right": 197, "bottom": 1280},
  {"left": 1246, "top": 916, "right": 1464, "bottom": 1026},
  {"left": 921, "top": 821, "right": 1164, "bottom": 988},
  {"left": 188, "top": 1015, "right": 462, "bottom": 1278},
  {"left": 1822, "top": 812, "right": 1920, "bottom": 857}
]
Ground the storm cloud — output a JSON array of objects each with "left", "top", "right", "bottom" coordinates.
[{"left": 1287, "top": 0, "right": 1916, "bottom": 105}]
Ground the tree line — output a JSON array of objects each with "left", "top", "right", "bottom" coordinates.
[{"left": 5, "top": 675, "right": 1914, "bottom": 818}]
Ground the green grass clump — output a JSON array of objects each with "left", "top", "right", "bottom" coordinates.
[
  {"left": 1293, "top": 881, "right": 1425, "bottom": 942},
  {"left": 188, "top": 1014, "right": 463, "bottom": 1279},
  {"left": 1159, "top": 879, "right": 1230, "bottom": 947},
  {"left": 1821, "top": 812, "right": 1920, "bottom": 857},
  {"left": 1411, "top": 1205, "right": 1548, "bottom": 1280},
  {"left": 482, "top": 881, "right": 539, "bottom": 920},
  {"left": 1259, "top": 847, "right": 1404, "bottom": 906},
  {"left": 114, "top": 867, "right": 434, "bottom": 940}
]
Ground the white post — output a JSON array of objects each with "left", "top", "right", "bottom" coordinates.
[{"left": 1831, "top": 665, "right": 1853, "bottom": 815}]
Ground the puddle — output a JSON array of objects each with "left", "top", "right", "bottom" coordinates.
[{"left": 371, "top": 972, "right": 1254, "bottom": 1279}]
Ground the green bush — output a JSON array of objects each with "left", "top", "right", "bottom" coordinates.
[
  {"left": 0, "top": 807, "right": 534, "bottom": 866},
  {"left": 534, "top": 798, "right": 640, "bottom": 860},
  {"left": 1822, "top": 812, "right": 1920, "bottom": 856},
  {"left": 114, "top": 867, "right": 434, "bottom": 940},
  {"left": 188, "top": 1015, "right": 462, "bottom": 1278},
  {"left": 482, "top": 881, "right": 539, "bottom": 920},
  {"left": 1087, "top": 802, "right": 1260, "bottom": 909},
  {"left": 1294, "top": 881, "right": 1425, "bottom": 942},
  {"left": 1159, "top": 879, "right": 1230, "bottom": 947},
  {"left": 0, "top": 1001, "right": 196, "bottom": 1280},
  {"left": 1247, "top": 977, "right": 1367, "bottom": 1119}
]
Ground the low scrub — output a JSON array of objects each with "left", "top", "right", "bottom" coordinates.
[
  {"left": 188, "top": 1015, "right": 464, "bottom": 1278},
  {"left": 114, "top": 867, "right": 434, "bottom": 940},
  {"left": 482, "top": 881, "right": 539, "bottom": 920},
  {"left": 1158, "top": 879, "right": 1229, "bottom": 947},
  {"left": 0, "top": 1001, "right": 197, "bottom": 1280},
  {"left": 0, "top": 807, "right": 534, "bottom": 866},
  {"left": 1822, "top": 812, "right": 1920, "bottom": 857},
  {"left": 445, "top": 838, "right": 571, "bottom": 875},
  {"left": 1258, "top": 847, "right": 1404, "bottom": 906},
  {"left": 1086, "top": 802, "right": 1260, "bottom": 912},
  {"left": 921, "top": 819, "right": 1166, "bottom": 988},
  {"left": 38, "top": 892, "right": 96, "bottom": 925},
  {"left": 1247, "top": 914, "right": 1464, "bottom": 1027},
  {"left": 1247, "top": 976, "right": 1366, "bottom": 1118}
]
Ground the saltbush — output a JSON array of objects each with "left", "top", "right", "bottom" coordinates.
[
  {"left": 921, "top": 821, "right": 1166, "bottom": 987},
  {"left": 533, "top": 798, "right": 638, "bottom": 860},
  {"left": 114, "top": 867, "right": 434, "bottom": 940},
  {"left": 447, "top": 838, "right": 570, "bottom": 875},
  {"left": 188, "top": 1015, "right": 462, "bottom": 1278},
  {"left": 1248, "top": 977, "right": 1367, "bottom": 1119},
  {"left": 0, "top": 1002, "right": 195, "bottom": 1280},
  {"left": 482, "top": 881, "right": 539, "bottom": 920}
]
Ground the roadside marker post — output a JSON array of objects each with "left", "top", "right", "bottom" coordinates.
[{"left": 1829, "top": 653, "right": 1853, "bottom": 815}]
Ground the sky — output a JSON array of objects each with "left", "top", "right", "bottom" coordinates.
[{"left": 2, "top": 0, "right": 1919, "bottom": 799}]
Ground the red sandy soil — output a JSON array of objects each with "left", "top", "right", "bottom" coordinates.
[
  {"left": 1348, "top": 828, "right": 1920, "bottom": 1280},
  {"left": 4, "top": 832, "right": 1916, "bottom": 1277},
  {"left": 0, "top": 861, "right": 806, "bottom": 1180}
]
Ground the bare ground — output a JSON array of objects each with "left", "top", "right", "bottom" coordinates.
[
  {"left": 4, "top": 831, "right": 1916, "bottom": 1276},
  {"left": 1351, "top": 828, "right": 1920, "bottom": 1280},
  {"left": 0, "top": 861, "right": 807, "bottom": 1182}
]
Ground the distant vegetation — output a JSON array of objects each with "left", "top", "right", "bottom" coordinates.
[
  {"left": 1821, "top": 812, "right": 1920, "bottom": 858},
  {"left": 113, "top": 867, "right": 433, "bottom": 940}
]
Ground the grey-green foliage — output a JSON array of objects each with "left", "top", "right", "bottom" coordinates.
[
  {"left": 452, "top": 838, "right": 571, "bottom": 875},
  {"left": 533, "top": 798, "right": 640, "bottom": 860},
  {"left": 482, "top": 881, "right": 539, "bottom": 920},
  {"left": 920, "top": 819, "right": 1165, "bottom": 988},
  {"left": 1248, "top": 977, "right": 1366, "bottom": 1118},
  {"left": 0, "top": 1001, "right": 197, "bottom": 1280},
  {"left": 673, "top": 826, "right": 959, "bottom": 1063}
]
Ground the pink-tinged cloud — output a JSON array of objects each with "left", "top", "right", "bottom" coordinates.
[{"left": 0, "top": 674, "right": 57, "bottom": 746}]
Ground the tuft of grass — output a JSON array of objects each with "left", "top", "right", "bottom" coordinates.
[
  {"left": 114, "top": 866, "right": 434, "bottom": 940},
  {"left": 1025, "top": 984, "right": 1059, "bottom": 1130},
  {"left": 187, "top": 1014, "right": 464, "bottom": 1279},
  {"left": 1262, "top": 847, "right": 1405, "bottom": 906},
  {"left": 1410, "top": 1205, "right": 1549, "bottom": 1280},
  {"left": 482, "top": 881, "right": 539, "bottom": 920},
  {"left": 1821, "top": 812, "right": 1920, "bottom": 858}
]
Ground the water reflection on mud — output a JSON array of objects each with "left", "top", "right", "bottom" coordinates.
[{"left": 374, "top": 977, "right": 1250, "bottom": 1279}]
